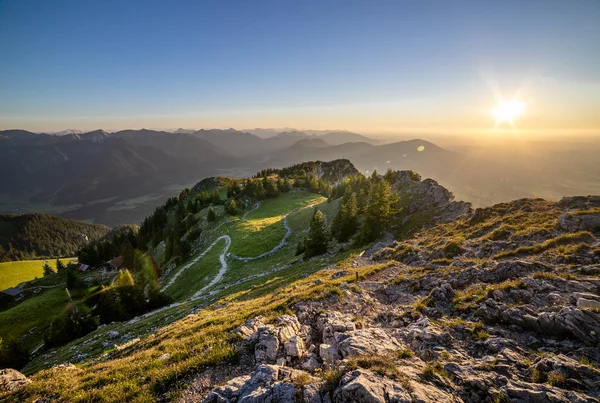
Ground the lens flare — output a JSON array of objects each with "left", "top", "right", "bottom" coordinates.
[{"left": 491, "top": 99, "right": 525, "bottom": 126}]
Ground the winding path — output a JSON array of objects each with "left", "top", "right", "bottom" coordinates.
[
  {"left": 162, "top": 235, "right": 231, "bottom": 291},
  {"left": 162, "top": 197, "right": 321, "bottom": 298}
]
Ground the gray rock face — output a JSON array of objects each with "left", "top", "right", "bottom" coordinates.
[
  {"left": 0, "top": 368, "right": 30, "bottom": 392},
  {"left": 497, "top": 305, "right": 600, "bottom": 346},
  {"left": 284, "top": 335, "right": 305, "bottom": 358},
  {"left": 202, "top": 365, "right": 322, "bottom": 403},
  {"left": 558, "top": 213, "right": 600, "bottom": 232},
  {"left": 255, "top": 330, "right": 279, "bottom": 364},
  {"left": 336, "top": 328, "right": 402, "bottom": 359},
  {"left": 333, "top": 369, "right": 412, "bottom": 403}
]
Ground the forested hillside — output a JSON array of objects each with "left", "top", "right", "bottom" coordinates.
[{"left": 0, "top": 213, "right": 109, "bottom": 261}]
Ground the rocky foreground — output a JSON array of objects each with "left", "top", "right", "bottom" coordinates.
[{"left": 182, "top": 196, "right": 600, "bottom": 402}]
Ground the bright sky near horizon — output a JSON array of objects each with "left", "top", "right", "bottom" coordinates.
[{"left": 0, "top": 0, "right": 599, "bottom": 135}]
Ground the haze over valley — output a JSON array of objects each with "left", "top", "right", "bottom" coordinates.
[{"left": 2, "top": 127, "right": 598, "bottom": 226}]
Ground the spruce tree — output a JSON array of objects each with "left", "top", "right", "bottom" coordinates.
[
  {"left": 43, "top": 261, "right": 56, "bottom": 276},
  {"left": 332, "top": 191, "right": 358, "bottom": 242},
  {"left": 56, "top": 258, "right": 66, "bottom": 272},
  {"left": 304, "top": 210, "right": 328, "bottom": 259},
  {"left": 207, "top": 207, "right": 217, "bottom": 222},
  {"left": 357, "top": 179, "right": 395, "bottom": 244}
]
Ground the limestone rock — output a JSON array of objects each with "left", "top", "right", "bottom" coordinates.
[
  {"left": 233, "top": 316, "right": 266, "bottom": 342},
  {"left": 202, "top": 365, "right": 320, "bottom": 403},
  {"left": 333, "top": 369, "right": 412, "bottom": 403},
  {"left": 275, "top": 315, "right": 301, "bottom": 344},
  {"left": 335, "top": 328, "right": 401, "bottom": 359},
  {"left": 0, "top": 369, "right": 30, "bottom": 393},
  {"left": 284, "top": 335, "right": 306, "bottom": 358},
  {"left": 255, "top": 330, "right": 279, "bottom": 364}
]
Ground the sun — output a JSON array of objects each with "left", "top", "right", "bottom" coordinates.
[{"left": 491, "top": 99, "right": 525, "bottom": 126}]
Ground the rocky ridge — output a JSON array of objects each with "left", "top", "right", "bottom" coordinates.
[{"left": 192, "top": 196, "right": 600, "bottom": 403}]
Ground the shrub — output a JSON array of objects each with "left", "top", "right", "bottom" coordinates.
[
  {"left": 532, "top": 368, "right": 546, "bottom": 383},
  {"left": 547, "top": 370, "right": 566, "bottom": 386}
]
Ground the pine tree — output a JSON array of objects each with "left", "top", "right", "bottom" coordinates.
[
  {"left": 304, "top": 210, "right": 328, "bottom": 259},
  {"left": 56, "top": 258, "right": 66, "bottom": 272},
  {"left": 43, "top": 261, "right": 56, "bottom": 276},
  {"left": 207, "top": 207, "right": 217, "bottom": 222}
]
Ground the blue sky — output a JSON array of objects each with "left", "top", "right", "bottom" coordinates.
[{"left": 0, "top": 0, "right": 598, "bottom": 134}]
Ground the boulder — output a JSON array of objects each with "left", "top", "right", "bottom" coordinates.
[
  {"left": 275, "top": 315, "right": 301, "bottom": 344},
  {"left": 316, "top": 312, "right": 356, "bottom": 345},
  {"left": 558, "top": 213, "right": 600, "bottom": 232},
  {"left": 202, "top": 365, "right": 320, "bottom": 403},
  {"left": 0, "top": 369, "right": 30, "bottom": 393},
  {"left": 284, "top": 335, "right": 305, "bottom": 358},
  {"left": 333, "top": 369, "right": 412, "bottom": 403},
  {"left": 319, "top": 343, "right": 340, "bottom": 365},
  {"left": 335, "top": 328, "right": 401, "bottom": 359},
  {"left": 255, "top": 330, "right": 279, "bottom": 364}
]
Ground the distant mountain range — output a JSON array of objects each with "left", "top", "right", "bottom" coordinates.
[
  {"left": 2, "top": 128, "right": 600, "bottom": 227},
  {"left": 0, "top": 128, "right": 381, "bottom": 225}
]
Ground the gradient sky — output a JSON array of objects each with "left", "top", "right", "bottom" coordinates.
[{"left": 0, "top": 0, "right": 599, "bottom": 135}]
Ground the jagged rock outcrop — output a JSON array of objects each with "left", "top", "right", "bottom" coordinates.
[{"left": 391, "top": 171, "right": 471, "bottom": 224}]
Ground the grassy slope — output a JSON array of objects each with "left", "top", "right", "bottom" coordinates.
[
  {"left": 0, "top": 258, "right": 74, "bottom": 290},
  {"left": 11, "top": 255, "right": 383, "bottom": 402},
  {"left": 18, "top": 191, "right": 344, "bottom": 380}
]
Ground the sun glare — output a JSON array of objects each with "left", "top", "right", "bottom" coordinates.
[{"left": 491, "top": 99, "right": 525, "bottom": 126}]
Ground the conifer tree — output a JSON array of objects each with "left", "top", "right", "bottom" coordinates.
[
  {"left": 226, "top": 199, "right": 238, "bottom": 215},
  {"left": 304, "top": 210, "right": 328, "bottom": 259},
  {"left": 332, "top": 190, "right": 358, "bottom": 242},
  {"left": 43, "top": 261, "right": 55, "bottom": 276},
  {"left": 357, "top": 179, "right": 396, "bottom": 244},
  {"left": 56, "top": 258, "right": 66, "bottom": 272},
  {"left": 207, "top": 207, "right": 217, "bottom": 222}
]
